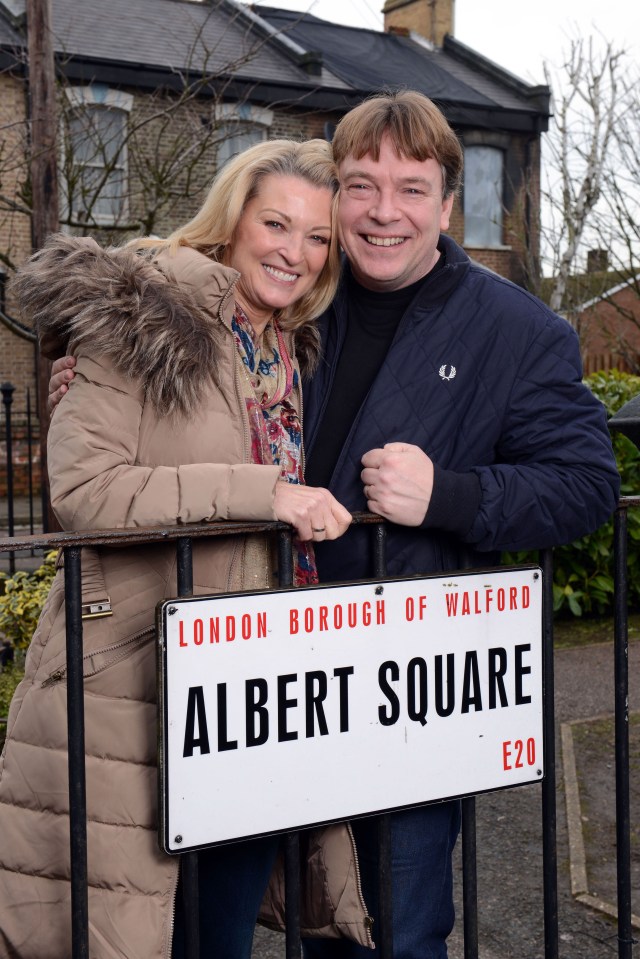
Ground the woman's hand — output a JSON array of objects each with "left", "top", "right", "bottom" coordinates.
[
  {"left": 48, "top": 356, "right": 77, "bottom": 414},
  {"left": 273, "top": 482, "right": 352, "bottom": 542}
]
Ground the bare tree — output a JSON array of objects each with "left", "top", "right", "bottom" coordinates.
[
  {"left": 511, "top": 35, "right": 640, "bottom": 373},
  {"left": 586, "top": 67, "right": 640, "bottom": 369},
  {"left": 541, "top": 37, "right": 624, "bottom": 316},
  {"left": 0, "top": 82, "right": 32, "bottom": 277},
  {"left": 0, "top": 0, "right": 315, "bottom": 274}
]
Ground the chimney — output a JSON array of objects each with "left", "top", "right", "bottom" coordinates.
[
  {"left": 383, "top": 0, "right": 454, "bottom": 46},
  {"left": 297, "top": 51, "right": 323, "bottom": 76},
  {"left": 586, "top": 249, "right": 609, "bottom": 273}
]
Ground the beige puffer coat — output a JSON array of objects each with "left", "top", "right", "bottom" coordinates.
[{"left": 0, "top": 236, "right": 372, "bottom": 958}]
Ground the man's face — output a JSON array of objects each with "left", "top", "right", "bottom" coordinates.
[{"left": 337, "top": 134, "right": 454, "bottom": 292}]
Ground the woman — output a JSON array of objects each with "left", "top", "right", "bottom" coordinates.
[{"left": 0, "top": 140, "right": 373, "bottom": 958}]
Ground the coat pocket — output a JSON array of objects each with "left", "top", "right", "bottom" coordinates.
[
  {"left": 38, "top": 547, "right": 155, "bottom": 686},
  {"left": 41, "top": 626, "right": 155, "bottom": 688}
]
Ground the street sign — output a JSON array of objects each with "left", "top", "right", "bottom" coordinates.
[{"left": 158, "top": 566, "right": 543, "bottom": 853}]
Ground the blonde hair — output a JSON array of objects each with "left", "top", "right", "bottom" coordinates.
[
  {"left": 332, "top": 91, "right": 463, "bottom": 198},
  {"left": 134, "top": 139, "right": 340, "bottom": 330}
]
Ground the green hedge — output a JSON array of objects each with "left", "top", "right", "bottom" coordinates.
[
  {"left": 504, "top": 369, "right": 640, "bottom": 617},
  {"left": 0, "top": 553, "right": 57, "bottom": 746},
  {"left": 0, "top": 551, "right": 58, "bottom": 650}
]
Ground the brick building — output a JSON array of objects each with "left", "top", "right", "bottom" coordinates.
[
  {"left": 0, "top": 0, "right": 550, "bottom": 461},
  {"left": 538, "top": 249, "right": 640, "bottom": 375},
  {"left": 576, "top": 273, "right": 640, "bottom": 375}
]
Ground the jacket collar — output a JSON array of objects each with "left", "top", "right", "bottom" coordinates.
[
  {"left": 333, "top": 233, "right": 470, "bottom": 319},
  {"left": 15, "top": 234, "right": 233, "bottom": 418}
]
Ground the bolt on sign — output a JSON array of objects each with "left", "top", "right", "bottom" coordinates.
[{"left": 157, "top": 566, "right": 543, "bottom": 853}]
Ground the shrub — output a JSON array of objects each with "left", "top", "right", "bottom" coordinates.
[
  {"left": 0, "top": 553, "right": 57, "bottom": 744},
  {"left": 505, "top": 369, "right": 640, "bottom": 617},
  {"left": 0, "top": 551, "right": 58, "bottom": 650}
]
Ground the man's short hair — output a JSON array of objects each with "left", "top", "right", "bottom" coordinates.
[{"left": 332, "top": 90, "right": 463, "bottom": 198}]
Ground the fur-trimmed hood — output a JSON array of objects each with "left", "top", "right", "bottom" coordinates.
[{"left": 13, "top": 234, "right": 321, "bottom": 418}]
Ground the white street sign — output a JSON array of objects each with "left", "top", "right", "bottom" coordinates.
[{"left": 158, "top": 567, "right": 543, "bottom": 853}]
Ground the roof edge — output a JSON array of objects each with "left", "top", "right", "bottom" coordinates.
[
  {"left": 578, "top": 273, "right": 640, "bottom": 312},
  {"left": 0, "top": 0, "right": 25, "bottom": 28},
  {"left": 443, "top": 34, "right": 551, "bottom": 118},
  {"left": 221, "top": 0, "right": 307, "bottom": 58},
  {"left": 220, "top": 0, "right": 330, "bottom": 78}
]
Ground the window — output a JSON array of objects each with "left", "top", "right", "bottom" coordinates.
[
  {"left": 464, "top": 146, "right": 504, "bottom": 248},
  {"left": 214, "top": 105, "right": 273, "bottom": 170},
  {"left": 216, "top": 121, "right": 266, "bottom": 168},
  {"left": 62, "top": 87, "right": 133, "bottom": 226}
]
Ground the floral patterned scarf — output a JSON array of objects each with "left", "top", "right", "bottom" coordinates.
[{"left": 232, "top": 304, "right": 318, "bottom": 586}]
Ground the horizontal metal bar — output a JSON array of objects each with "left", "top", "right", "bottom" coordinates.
[{"left": 0, "top": 511, "right": 386, "bottom": 553}]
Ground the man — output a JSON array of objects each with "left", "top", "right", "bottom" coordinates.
[
  {"left": 48, "top": 92, "right": 619, "bottom": 958},
  {"left": 300, "top": 91, "right": 618, "bottom": 959}
]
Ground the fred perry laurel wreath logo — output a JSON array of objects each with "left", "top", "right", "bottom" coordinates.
[{"left": 439, "top": 364, "right": 457, "bottom": 382}]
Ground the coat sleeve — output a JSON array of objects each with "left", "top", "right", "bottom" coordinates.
[
  {"left": 48, "top": 356, "right": 280, "bottom": 531},
  {"left": 459, "top": 316, "right": 620, "bottom": 552}
]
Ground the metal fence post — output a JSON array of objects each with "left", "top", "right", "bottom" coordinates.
[
  {"left": 64, "top": 545, "right": 89, "bottom": 959},
  {"left": 1, "top": 382, "right": 15, "bottom": 572},
  {"left": 453, "top": 548, "right": 479, "bottom": 959},
  {"left": 277, "top": 528, "right": 302, "bottom": 959},
  {"left": 370, "top": 522, "right": 393, "bottom": 959},
  {"left": 176, "top": 537, "right": 200, "bottom": 959},
  {"left": 613, "top": 507, "right": 635, "bottom": 959},
  {"left": 540, "top": 549, "right": 558, "bottom": 959},
  {"left": 26, "top": 387, "right": 35, "bottom": 538},
  {"left": 462, "top": 796, "right": 478, "bottom": 959}
]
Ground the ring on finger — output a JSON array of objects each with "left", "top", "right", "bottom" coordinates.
[{"left": 312, "top": 526, "right": 326, "bottom": 533}]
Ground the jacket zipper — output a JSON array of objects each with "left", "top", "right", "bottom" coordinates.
[
  {"left": 41, "top": 626, "right": 155, "bottom": 686},
  {"left": 346, "top": 822, "right": 375, "bottom": 948}
]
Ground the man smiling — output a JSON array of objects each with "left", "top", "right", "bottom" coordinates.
[
  {"left": 337, "top": 135, "right": 453, "bottom": 292},
  {"left": 302, "top": 90, "right": 619, "bottom": 958},
  {"left": 47, "top": 91, "right": 619, "bottom": 958}
]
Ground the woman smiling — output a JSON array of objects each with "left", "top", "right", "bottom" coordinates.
[{"left": 0, "top": 140, "right": 371, "bottom": 959}]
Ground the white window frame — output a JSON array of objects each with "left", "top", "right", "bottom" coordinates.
[
  {"left": 214, "top": 104, "right": 273, "bottom": 170},
  {"left": 463, "top": 144, "right": 504, "bottom": 249},
  {"left": 62, "top": 85, "right": 133, "bottom": 227}
]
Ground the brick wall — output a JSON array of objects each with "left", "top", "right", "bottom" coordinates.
[
  {"left": 0, "top": 73, "right": 36, "bottom": 401},
  {"left": 579, "top": 285, "right": 640, "bottom": 374}
]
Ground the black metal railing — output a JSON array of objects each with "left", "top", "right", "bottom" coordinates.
[
  {"left": 0, "top": 499, "right": 637, "bottom": 959},
  {"left": 1, "top": 381, "right": 39, "bottom": 574}
]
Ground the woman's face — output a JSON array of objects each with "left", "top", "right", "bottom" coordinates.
[{"left": 228, "top": 174, "right": 333, "bottom": 332}]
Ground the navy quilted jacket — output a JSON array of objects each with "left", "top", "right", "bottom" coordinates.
[{"left": 303, "top": 234, "right": 620, "bottom": 583}]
